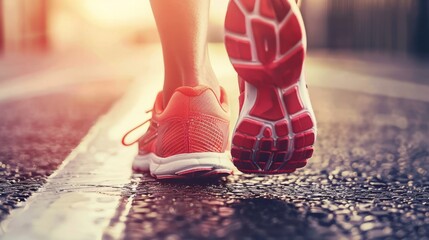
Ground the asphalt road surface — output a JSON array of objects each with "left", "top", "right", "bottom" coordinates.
[
  {"left": 0, "top": 47, "right": 428, "bottom": 240},
  {"left": 107, "top": 88, "right": 429, "bottom": 240},
  {"left": 0, "top": 81, "right": 127, "bottom": 221}
]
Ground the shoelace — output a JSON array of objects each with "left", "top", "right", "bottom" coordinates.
[{"left": 121, "top": 109, "right": 156, "bottom": 147}]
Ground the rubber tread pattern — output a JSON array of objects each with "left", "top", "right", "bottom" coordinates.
[{"left": 226, "top": 0, "right": 316, "bottom": 174}]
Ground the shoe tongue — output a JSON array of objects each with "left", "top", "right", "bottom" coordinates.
[{"left": 175, "top": 85, "right": 210, "bottom": 96}]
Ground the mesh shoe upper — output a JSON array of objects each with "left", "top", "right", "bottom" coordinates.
[{"left": 137, "top": 86, "right": 230, "bottom": 158}]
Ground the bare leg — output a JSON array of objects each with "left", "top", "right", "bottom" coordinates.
[{"left": 150, "top": 0, "right": 219, "bottom": 107}]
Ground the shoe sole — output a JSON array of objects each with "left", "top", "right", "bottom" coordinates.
[
  {"left": 225, "top": 0, "right": 317, "bottom": 174},
  {"left": 133, "top": 152, "right": 234, "bottom": 179}
]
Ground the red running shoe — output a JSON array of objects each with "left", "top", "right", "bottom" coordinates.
[
  {"left": 224, "top": 0, "right": 317, "bottom": 174},
  {"left": 123, "top": 86, "right": 234, "bottom": 179}
]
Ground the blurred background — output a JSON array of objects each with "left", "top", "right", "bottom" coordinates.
[
  {"left": 1, "top": 0, "right": 428, "bottom": 59},
  {"left": 0, "top": 0, "right": 428, "bottom": 106},
  {"left": 0, "top": 0, "right": 428, "bottom": 110}
]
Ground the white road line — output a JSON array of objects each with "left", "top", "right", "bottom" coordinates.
[
  {"left": 305, "top": 62, "right": 429, "bottom": 103},
  {"left": 209, "top": 44, "right": 429, "bottom": 103},
  {"left": 0, "top": 74, "right": 162, "bottom": 240},
  {"left": 0, "top": 44, "right": 428, "bottom": 104}
]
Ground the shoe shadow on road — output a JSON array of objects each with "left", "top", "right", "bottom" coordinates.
[
  {"left": 104, "top": 174, "right": 334, "bottom": 240},
  {"left": 229, "top": 198, "right": 321, "bottom": 239}
]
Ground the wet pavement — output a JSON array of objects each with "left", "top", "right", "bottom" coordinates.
[{"left": 0, "top": 46, "right": 428, "bottom": 240}]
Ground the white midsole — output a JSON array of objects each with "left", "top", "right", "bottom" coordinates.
[{"left": 133, "top": 152, "right": 235, "bottom": 176}]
